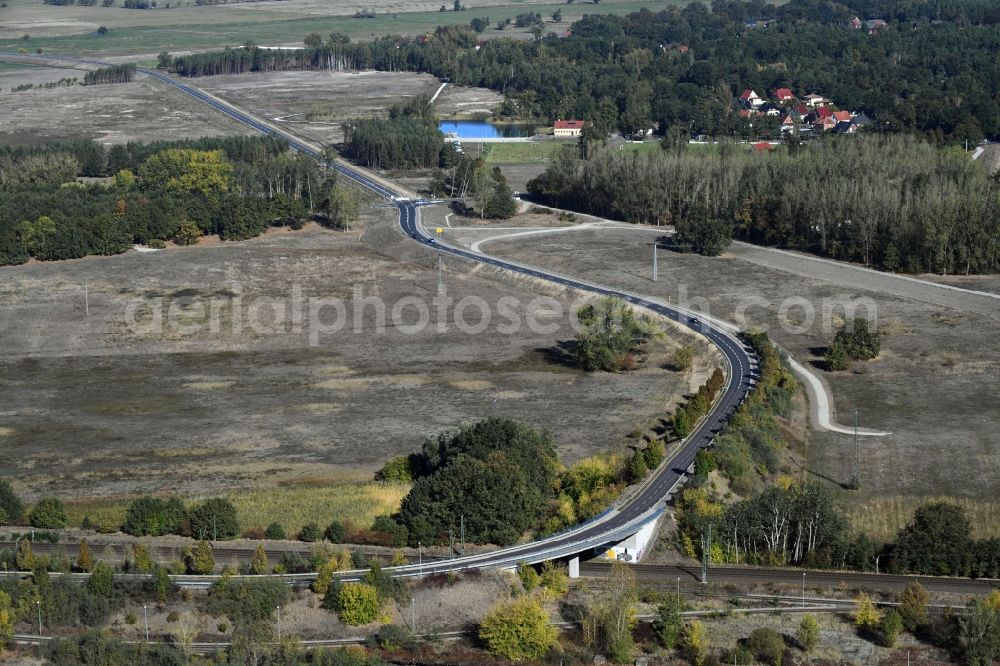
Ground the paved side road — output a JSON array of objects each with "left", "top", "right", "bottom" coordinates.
[{"left": 730, "top": 242, "right": 1000, "bottom": 318}]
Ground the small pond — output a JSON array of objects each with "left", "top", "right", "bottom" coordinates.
[{"left": 438, "top": 120, "right": 537, "bottom": 139}]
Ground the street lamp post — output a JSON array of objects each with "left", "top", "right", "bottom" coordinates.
[
  {"left": 418, "top": 542, "right": 422, "bottom": 575},
  {"left": 144, "top": 604, "right": 149, "bottom": 643},
  {"left": 36, "top": 599, "right": 42, "bottom": 635},
  {"left": 276, "top": 605, "right": 282, "bottom": 642},
  {"left": 675, "top": 577, "right": 680, "bottom": 604},
  {"left": 801, "top": 573, "right": 805, "bottom": 607}
]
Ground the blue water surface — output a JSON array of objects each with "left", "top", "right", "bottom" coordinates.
[{"left": 438, "top": 121, "right": 535, "bottom": 139}]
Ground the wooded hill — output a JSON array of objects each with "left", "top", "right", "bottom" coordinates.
[
  {"left": 527, "top": 136, "right": 1000, "bottom": 274},
  {"left": 165, "top": 0, "right": 1000, "bottom": 143}
]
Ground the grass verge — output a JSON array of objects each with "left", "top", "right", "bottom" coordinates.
[
  {"left": 62, "top": 479, "right": 410, "bottom": 536},
  {"left": 483, "top": 142, "right": 563, "bottom": 163},
  {"left": 846, "top": 496, "right": 1000, "bottom": 541}
]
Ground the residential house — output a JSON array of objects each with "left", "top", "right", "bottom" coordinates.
[
  {"left": 832, "top": 110, "right": 852, "bottom": 123},
  {"left": 759, "top": 102, "right": 781, "bottom": 116},
  {"left": 804, "top": 93, "right": 830, "bottom": 107},
  {"left": 773, "top": 87, "right": 795, "bottom": 103},
  {"left": 553, "top": 119, "right": 586, "bottom": 137},
  {"left": 814, "top": 117, "right": 837, "bottom": 132},
  {"left": 866, "top": 19, "right": 887, "bottom": 33},
  {"left": 835, "top": 121, "right": 857, "bottom": 134},
  {"left": 740, "top": 89, "right": 764, "bottom": 108},
  {"left": 848, "top": 16, "right": 863, "bottom": 29},
  {"left": 852, "top": 113, "right": 874, "bottom": 127},
  {"left": 793, "top": 102, "right": 809, "bottom": 116},
  {"left": 815, "top": 106, "right": 834, "bottom": 119}
]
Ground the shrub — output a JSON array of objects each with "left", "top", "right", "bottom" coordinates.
[
  {"left": 77, "top": 538, "right": 94, "bottom": 572},
  {"left": 132, "top": 543, "right": 153, "bottom": 573},
  {"left": 370, "top": 516, "right": 407, "bottom": 548},
  {"left": 517, "top": 562, "right": 540, "bottom": 591},
  {"left": 204, "top": 578, "right": 290, "bottom": 625},
  {"left": 643, "top": 440, "right": 665, "bottom": 469},
  {"left": 336, "top": 583, "right": 381, "bottom": 625},
  {"left": 797, "top": 614, "right": 819, "bottom": 652},
  {"left": 153, "top": 566, "right": 173, "bottom": 604},
  {"left": 15, "top": 539, "right": 34, "bottom": 570},
  {"left": 264, "top": 522, "right": 286, "bottom": 540},
  {"left": 854, "top": 592, "right": 882, "bottom": 632},
  {"left": 538, "top": 561, "right": 568, "bottom": 595},
  {"left": 479, "top": 596, "right": 557, "bottom": 661},
  {"left": 86, "top": 562, "right": 114, "bottom": 598},
  {"left": 186, "top": 540, "right": 215, "bottom": 574},
  {"left": 249, "top": 544, "right": 269, "bottom": 575},
  {"left": 122, "top": 496, "right": 187, "bottom": 536},
  {"left": 881, "top": 609, "right": 903, "bottom": 647},
  {"left": 324, "top": 520, "right": 346, "bottom": 544},
  {"left": 574, "top": 297, "right": 655, "bottom": 372},
  {"left": 166, "top": 611, "right": 180, "bottom": 623},
  {"left": 298, "top": 522, "right": 321, "bottom": 542},
  {"left": 653, "top": 598, "right": 683, "bottom": 648},
  {"left": 124, "top": 611, "right": 137, "bottom": 625},
  {"left": 747, "top": 627, "right": 784, "bottom": 666},
  {"left": 369, "top": 623, "right": 417, "bottom": 651},
  {"left": 672, "top": 345, "right": 694, "bottom": 371},
  {"left": 899, "top": 581, "right": 929, "bottom": 631},
  {"left": 0, "top": 481, "right": 24, "bottom": 524},
  {"left": 189, "top": 498, "right": 239, "bottom": 540},
  {"left": 29, "top": 497, "right": 67, "bottom": 528},
  {"left": 627, "top": 452, "right": 648, "bottom": 484},
  {"left": 174, "top": 220, "right": 202, "bottom": 246},
  {"left": 375, "top": 455, "right": 418, "bottom": 483}
]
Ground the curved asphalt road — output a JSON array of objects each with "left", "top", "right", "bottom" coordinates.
[{"left": 1, "top": 54, "right": 760, "bottom": 579}]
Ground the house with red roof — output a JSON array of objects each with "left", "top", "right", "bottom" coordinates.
[
  {"left": 773, "top": 88, "right": 795, "bottom": 103},
  {"left": 752, "top": 142, "right": 774, "bottom": 152},
  {"left": 832, "top": 110, "right": 852, "bottom": 123},
  {"left": 814, "top": 117, "right": 837, "bottom": 132},
  {"left": 740, "top": 89, "right": 764, "bottom": 108},
  {"left": 553, "top": 119, "right": 586, "bottom": 137},
  {"left": 815, "top": 106, "right": 834, "bottom": 119}
]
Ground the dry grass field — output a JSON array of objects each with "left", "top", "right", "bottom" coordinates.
[
  {"left": 465, "top": 222, "right": 1000, "bottom": 538},
  {"left": 0, "top": 0, "right": 691, "bottom": 56},
  {"left": 0, "top": 210, "right": 705, "bottom": 520},
  {"left": 0, "top": 70, "right": 252, "bottom": 145}
]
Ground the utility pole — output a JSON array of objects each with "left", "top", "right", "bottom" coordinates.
[
  {"left": 801, "top": 573, "right": 805, "bottom": 607},
  {"left": 853, "top": 408, "right": 860, "bottom": 489},
  {"left": 276, "top": 605, "right": 282, "bottom": 642},
  {"left": 700, "top": 525, "right": 711, "bottom": 584},
  {"left": 437, "top": 254, "right": 443, "bottom": 293},
  {"left": 652, "top": 241, "right": 658, "bottom": 282},
  {"left": 418, "top": 541, "right": 422, "bottom": 575},
  {"left": 449, "top": 528, "right": 455, "bottom": 560},
  {"left": 411, "top": 596, "right": 416, "bottom": 633},
  {"left": 37, "top": 600, "right": 42, "bottom": 635},
  {"left": 84, "top": 284, "right": 89, "bottom": 318},
  {"left": 144, "top": 604, "right": 149, "bottom": 643},
  {"left": 460, "top": 514, "right": 465, "bottom": 557},
  {"left": 675, "top": 577, "right": 680, "bottom": 604}
]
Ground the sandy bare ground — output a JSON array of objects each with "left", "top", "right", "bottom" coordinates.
[
  {"left": 194, "top": 70, "right": 500, "bottom": 147},
  {"left": 0, "top": 210, "right": 703, "bottom": 501},
  {"left": 0, "top": 73, "right": 252, "bottom": 145},
  {"left": 470, "top": 223, "right": 1000, "bottom": 517}
]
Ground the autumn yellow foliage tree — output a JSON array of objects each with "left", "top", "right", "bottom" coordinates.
[
  {"left": 139, "top": 149, "right": 232, "bottom": 198},
  {"left": 854, "top": 592, "right": 882, "bottom": 631},
  {"left": 681, "top": 620, "right": 707, "bottom": 665},
  {"left": 0, "top": 590, "right": 13, "bottom": 651},
  {"left": 76, "top": 538, "right": 93, "bottom": 572},
  {"left": 479, "top": 596, "right": 558, "bottom": 662}
]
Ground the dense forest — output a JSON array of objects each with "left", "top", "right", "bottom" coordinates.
[
  {"left": 342, "top": 97, "right": 443, "bottom": 170},
  {"left": 167, "top": 0, "right": 1000, "bottom": 143},
  {"left": 0, "top": 137, "right": 339, "bottom": 266},
  {"left": 83, "top": 63, "right": 136, "bottom": 85},
  {"left": 527, "top": 136, "right": 1000, "bottom": 274}
]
